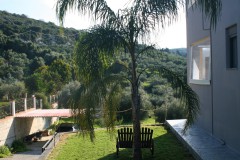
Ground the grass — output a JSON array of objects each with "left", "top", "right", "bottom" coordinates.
[
  {"left": 142, "top": 81, "right": 151, "bottom": 87},
  {"left": 47, "top": 121, "right": 194, "bottom": 160},
  {"left": 0, "top": 102, "right": 9, "bottom": 108}
]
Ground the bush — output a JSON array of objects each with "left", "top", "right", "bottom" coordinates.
[
  {"left": 154, "top": 107, "right": 166, "bottom": 123},
  {"left": 57, "top": 81, "right": 81, "bottom": 108},
  {"left": 0, "top": 145, "right": 11, "bottom": 158},
  {"left": 117, "top": 95, "right": 132, "bottom": 122},
  {"left": 34, "top": 92, "right": 51, "bottom": 109},
  {"left": 0, "top": 82, "right": 26, "bottom": 100},
  {"left": 11, "top": 139, "right": 27, "bottom": 153},
  {"left": 117, "top": 94, "right": 148, "bottom": 123},
  {"left": 154, "top": 100, "right": 185, "bottom": 123}
]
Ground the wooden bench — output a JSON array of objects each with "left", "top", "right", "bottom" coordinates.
[{"left": 116, "top": 127, "right": 154, "bottom": 155}]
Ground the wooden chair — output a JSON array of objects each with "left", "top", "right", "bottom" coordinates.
[{"left": 116, "top": 127, "right": 154, "bottom": 155}]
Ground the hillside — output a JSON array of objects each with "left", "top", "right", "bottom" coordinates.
[
  {"left": 0, "top": 11, "right": 187, "bottom": 118},
  {"left": 170, "top": 48, "right": 187, "bottom": 57},
  {"left": 0, "top": 11, "right": 83, "bottom": 85}
]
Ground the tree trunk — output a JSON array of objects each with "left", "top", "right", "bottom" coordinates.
[
  {"left": 130, "top": 45, "right": 142, "bottom": 160},
  {"left": 132, "top": 88, "right": 142, "bottom": 160}
]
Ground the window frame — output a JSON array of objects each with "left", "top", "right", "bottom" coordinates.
[
  {"left": 189, "top": 37, "right": 211, "bottom": 85},
  {"left": 226, "top": 24, "right": 238, "bottom": 69}
]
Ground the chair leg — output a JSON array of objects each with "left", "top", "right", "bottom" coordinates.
[
  {"left": 151, "top": 142, "right": 154, "bottom": 155},
  {"left": 116, "top": 147, "right": 119, "bottom": 156}
]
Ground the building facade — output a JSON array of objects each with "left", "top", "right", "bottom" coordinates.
[{"left": 187, "top": 0, "right": 240, "bottom": 154}]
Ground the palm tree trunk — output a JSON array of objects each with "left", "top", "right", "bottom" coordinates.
[
  {"left": 130, "top": 46, "right": 142, "bottom": 160},
  {"left": 132, "top": 87, "right": 142, "bottom": 160}
]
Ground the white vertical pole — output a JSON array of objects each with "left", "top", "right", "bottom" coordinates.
[
  {"left": 24, "top": 98, "right": 27, "bottom": 111},
  {"left": 12, "top": 100, "right": 15, "bottom": 116},
  {"left": 32, "top": 95, "right": 36, "bottom": 109}
]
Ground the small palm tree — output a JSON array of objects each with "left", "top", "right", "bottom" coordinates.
[{"left": 56, "top": 0, "right": 222, "bottom": 159}]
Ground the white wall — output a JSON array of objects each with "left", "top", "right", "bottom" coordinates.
[
  {"left": 187, "top": 0, "right": 240, "bottom": 154},
  {"left": 0, "top": 115, "right": 58, "bottom": 146}
]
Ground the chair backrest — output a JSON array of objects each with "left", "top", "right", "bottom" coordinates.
[
  {"left": 118, "top": 127, "right": 133, "bottom": 148},
  {"left": 117, "top": 127, "right": 153, "bottom": 148},
  {"left": 141, "top": 127, "right": 153, "bottom": 148}
]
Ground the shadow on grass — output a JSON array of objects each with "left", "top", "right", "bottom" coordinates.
[{"left": 98, "top": 129, "right": 194, "bottom": 160}]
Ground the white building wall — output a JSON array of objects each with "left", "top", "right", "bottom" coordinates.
[{"left": 187, "top": 0, "right": 240, "bottom": 154}]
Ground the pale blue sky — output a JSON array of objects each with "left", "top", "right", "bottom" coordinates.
[{"left": 0, "top": 0, "right": 186, "bottom": 49}]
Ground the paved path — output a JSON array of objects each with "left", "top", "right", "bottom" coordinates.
[
  {"left": 166, "top": 119, "right": 240, "bottom": 160},
  {"left": 2, "top": 136, "right": 52, "bottom": 160}
]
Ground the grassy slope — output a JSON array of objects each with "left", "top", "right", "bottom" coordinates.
[{"left": 47, "top": 125, "right": 194, "bottom": 160}]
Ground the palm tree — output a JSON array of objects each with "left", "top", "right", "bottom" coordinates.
[{"left": 56, "top": 0, "right": 222, "bottom": 159}]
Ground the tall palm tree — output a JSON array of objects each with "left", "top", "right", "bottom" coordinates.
[{"left": 56, "top": 0, "right": 222, "bottom": 159}]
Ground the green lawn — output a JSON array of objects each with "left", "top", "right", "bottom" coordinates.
[
  {"left": 47, "top": 126, "right": 194, "bottom": 160},
  {"left": 0, "top": 102, "right": 9, "bottom": 108}
]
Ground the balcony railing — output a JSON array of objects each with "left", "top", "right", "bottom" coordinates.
[
  {"left": 15, "top": 99, "right": 25, "bottom": 113},
  {"left": 0, "top": 94, "right": 53, "bottom": 119},
  {"left": 0, "top": 104, "right": 11, "bottom": 119},
  {"left": 27, "top": 97, "right": 33, "bottom": 109}
]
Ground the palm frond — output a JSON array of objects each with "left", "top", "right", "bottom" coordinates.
[
  {"left": 186, "top": 0, "right": 222, "bottom": 29},
  {"left": 153, "top": 65, "right": 199, "bottom": 133},
  {"left": 69, "top": 74, "right": 124, "bottom": 140},
  {"left": 74, "top": 26, "right": 126, "bottom": 84},
  {"left": 130, "top": 0, "right": 179, "bottom": 35},
  {"left": 56, "top": 0, "right": 116, "bottom": 26}
]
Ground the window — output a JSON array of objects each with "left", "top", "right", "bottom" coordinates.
[
  {"left": 226, "top": 25, "right": 238, "bottom": 69},
  {"left": 190, "top": 37, "right": 211, "bottom": 85}
]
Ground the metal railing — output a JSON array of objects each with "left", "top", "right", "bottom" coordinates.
[
  {"left": 27, "top": 97, "right": 33, "bottom": 109},
  {"left": 0, "top": 104, "right": 11, "bottom": 119},
  {"left": 42, "top": 132, "right": 60, "bottom": 153},
  {"left": 36, "top": 99, "right": 41, "bottom": 109},
  {"left": 15, "top": 99, "right": 25, "bottom": 113}
]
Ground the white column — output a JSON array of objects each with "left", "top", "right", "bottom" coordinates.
[
  {"left": 24, "top": 98, "right": 27, "bottom": 111},
  {"left": 11, "top": 100, "right": 15, "bottom": 116},
  {"left": 32, "top": 95, "right": 36, "bottom": 109}
]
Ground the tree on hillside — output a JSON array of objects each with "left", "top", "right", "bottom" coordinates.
[
  {"left": 56, "top": 0, "right": 222, "bottom": 159},
  {"left": 25, "top": 60, "right": 71, "bottom": 94}
]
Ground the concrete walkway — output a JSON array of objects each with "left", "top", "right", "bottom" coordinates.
[
  {"left": 2, "top": 136, "right": 53, "bottom": 160},
  {"left": 166, "top": 119, "right": 240, "bottom": 160}
]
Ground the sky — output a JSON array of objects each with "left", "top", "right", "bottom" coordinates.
[{"left": 0, "top": 0, "right": 187, "bottom": 49}]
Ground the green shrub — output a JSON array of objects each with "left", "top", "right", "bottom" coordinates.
[
  {"left": 117, "top": 95, "right": 147, "bottom": 123},
  {"left": 11, "top": 139, "right": 27, "bottom": 153},
  {"left": 34, "top": 92, "right": 51, "bottom": 109},
  {"left": 94, "top": 118, "right": 105, "bottom": 128},
  {"left": 154, "top": 102, "right": 185, "bottom": 123},
  {"left": 167, "top": 105, "right": 185, "bottom": 120},
  {"left": 57, "top": 81, "right": 81, "bottom": 109},
  {"left": 154, "top": 107, "right": 166, "bottom": 123},
  {"left": 0, "top": 82, "right": 26, "bottom": 100},
  {"left": 0, "top": 145, "right": 11, "bottom": 158}
]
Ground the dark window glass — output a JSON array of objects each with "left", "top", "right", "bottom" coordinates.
[{"left": 226, "top": 25, "right": 238, "bottom": 69}]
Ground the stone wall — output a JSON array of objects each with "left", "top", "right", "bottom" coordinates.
[{"left": 0, "top": 114, "right": 58, "bottom": 146}]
